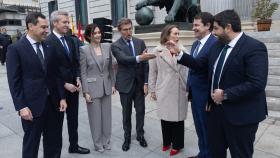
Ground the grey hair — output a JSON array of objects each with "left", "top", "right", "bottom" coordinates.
[
  {"left": 117, "top": 18, "right": 132, "bottom": 31},
  {"left": 50, "top": 10, "right": 69, "bottom": 25}
]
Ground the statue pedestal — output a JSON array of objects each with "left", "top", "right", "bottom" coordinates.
[
  {"left": 133, "top": 22, "right": 255, "bottom": 48},
  {"left": 134, "top": 30, "right": 195, "bottom": 48},
  {"left": 134, "top": 22, "right": 192, "bottom": 34}
]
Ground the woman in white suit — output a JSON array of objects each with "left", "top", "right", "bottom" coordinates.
[
  {"left": 149, "top": 25, "right": 189, "bottom": 156},
  {"left": 80, "top": 23, "right": 116, "bottom": 153}
]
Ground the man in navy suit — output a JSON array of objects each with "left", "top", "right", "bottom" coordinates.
[
  {"left": 187, "top": 12, "right": 217, "bottom": 158},
  {"left": 6, "top": 12, "right": 67, "bottom": 158},
  {"left": 167, "top": 10, "right": 268, "bottom": 158},
  {"left": 45, "top": 10, "right": 90, "bottom": 154}
]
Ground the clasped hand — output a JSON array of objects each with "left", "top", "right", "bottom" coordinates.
[{"left": 211, "top": 89, "right": 224, "bottom": 105}]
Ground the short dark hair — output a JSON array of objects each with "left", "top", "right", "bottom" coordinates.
[
  {"left": 25, "top": 12, "right": 46, "bottom": 30},
  {"left": 160, "top": 25, "right": 179, "bottom": 45},
  {"left": 84, "top": 23, "right": 101, "bottom": 43},
  {"left": 117, "top": 18, "right": 132, "bottom": 31},
  {"left": 194, "top": 12, "right": 214, "bottom": 31},
  {"left": 214, "top": 9, "right": 241, "bottom": 32}
]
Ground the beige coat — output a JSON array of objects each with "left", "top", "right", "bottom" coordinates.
[{"left": 149, "top": 45, "right": 189, "bottom": 121}]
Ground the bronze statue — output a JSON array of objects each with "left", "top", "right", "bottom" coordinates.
[{"left": 135, "top": 0, "right": 200, "bottom": 23}]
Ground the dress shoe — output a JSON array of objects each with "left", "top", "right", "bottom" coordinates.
[
  {"left": 69, "top": 145, "right": 90, "bottom": 154},
  {"left": 122, "top": 139, "right": 131, "bottom": 151},
  {"left": 104, "top": 144, "right": 111, "bottom": 150},
  {"left": 136, "top": 136, "right": 147, "bottom": 147},
  {"left": 188, "top": 156, "right": 198, "bottom": 158},
  {"left": 95, "top": 148, "right": 105, "bottom": 153},
  {"left": 162, "top": 145, "right": 170, "bottom": 151},
  {"left": 170, "top": 149, "right": 180, "bottom": 156}
]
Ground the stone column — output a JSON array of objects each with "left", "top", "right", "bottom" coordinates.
[{"left": 200, "top": 0, "right": 233, "bottom": 15}]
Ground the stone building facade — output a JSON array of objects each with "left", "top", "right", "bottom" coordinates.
[{"left": 39, "top": 0, "right": 280, "bottom": 28}]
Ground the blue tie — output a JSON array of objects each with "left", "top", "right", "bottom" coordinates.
[
  {"left": 192, "top": 41, "right": 201, "bottom": 57},
  {"left": 60, "top": 36, "right": 70, "bottom": 56},
  {"left": 212, "top": 45, "right": 230, "bottom": 90},
  {"left": 127, "top": 39, "right": 135, "bottom": 56}
]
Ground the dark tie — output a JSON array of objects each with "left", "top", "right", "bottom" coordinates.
[
  {"left": 60, "top": 36, "right": 70, "bottom": 56},
  {"left": 35, "top": 42, "right": 45, "bottom": 72},
  {"left": 127, "top": 39, "right": 135, "bottom": 56},
  {"left": 212, "top": 45, "right": 230, "bottom": 90},
  {"left": 192, "top": 41, "right": 201, "bottom": 57}
]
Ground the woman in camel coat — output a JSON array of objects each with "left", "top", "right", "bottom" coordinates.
[{"left": 149, "top": 25, "right": 189, "bottom": 156}]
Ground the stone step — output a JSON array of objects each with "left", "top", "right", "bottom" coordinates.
[
  {"left": 266, "top": 85, "right": 280, "bottom": 98},
  {"left": 268, "top": 66, "right": 280, "bottom": 76},
  {"left": 265, "top": 43, "right": 280, "bottom": 50},
  {"left": 269, "top": 57, "right": 280, "bottom": 66},
  {"left": 267, "top": 97, "right": 280, "bottom": 111},
  {"left": 268, "top": 110, "right": 280, "bottom": 120},
  {"left": 268, "top": 50, "right": 280, "bottom": 58},
  {"left": 246, "top": 31, "right": 280, "bottom": 43},
  {"left": 268, "top": 75, "right": 280, "bottom": 86}
]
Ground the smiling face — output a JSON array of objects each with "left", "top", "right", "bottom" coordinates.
[
  {"left": 28, "top": 17, "right": 49, "bottom": 42},
  {"left": 53, "top": 15, "right": 70, "bottom": 35},
  {"left": 90, "top": 26, "right": 102, "bottom": 44},
  {"left": 192, "top": 18, "right": 210, "bottom": 40},
  {"left": 168, "top": 27, "right": 180, "bottom": 43}
]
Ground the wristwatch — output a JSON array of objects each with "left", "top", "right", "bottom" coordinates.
[{"left": 223, "top": 92, "right": 228, "bottom": 100}]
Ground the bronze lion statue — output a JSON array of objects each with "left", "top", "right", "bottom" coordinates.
[{"left": 136, "top": 0, "right": 200, "bottom": 23}]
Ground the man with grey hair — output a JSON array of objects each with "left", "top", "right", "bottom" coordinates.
[
  {"left": 46, "top": 10, "right": 90, "bottom": 155},
  {"left": 112, "top": 18, "right": 155, "bottom": 151}
]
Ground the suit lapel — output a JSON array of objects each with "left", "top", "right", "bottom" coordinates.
[
  {"left": 89, "top": 45, "right": 103, "bottom": 72},
  {"left": 22, "top": 37, "right": 45, "bottom": 72},
  {"left": 220, "top": 34, "right": 246, "bottom": 79},
  {"left": 132, "top": 37, "right": 139, "bottom": 56},
  {"left": 159, "top": 46, "right": 177, "bottom": 70},
  {"left": 190, "top": 40, "right": 199, "bottom": 56},
  {"left": 119, "top": 38, "right": 133, "bottom": 56},
  {"left": 51, "top": 33, "right": 72, "bottom": 62},
  {"left": 209, "top": 42, "right": 224, "bottom": 79},
  {"left": 42, "top": 42, "right": 49, "bottom": 73},
  {"left": 101, "top": 44, "right": 106, "bottom": 71}
]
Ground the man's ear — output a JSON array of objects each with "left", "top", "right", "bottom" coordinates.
[
  {"left": 206, "top": 22, "right": 211, "bottom": 30},
  {"left": 225, "top": 23, "right": 232, "bottom": 32},
  {"left": 28, "top": 23, "right": 33, "bottom": 30}
]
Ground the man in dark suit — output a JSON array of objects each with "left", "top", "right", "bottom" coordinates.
[
  {"left": 1, "top": 27, "right": 12, "bottom": 65},
  {"left": 187, "top": 12, "right": 217, "bottom": 158},
  {"left": 167, "top": 10, "right": 268, "bottom": 158},
  {"left": 111, "top": 18, "right": 155, "bottom": 151},
  {"left": 6, "top": 12, "right": 67, "bottom": 158},
  {"left": 45, "top": 10, "right": 89, "bottom": 154}
]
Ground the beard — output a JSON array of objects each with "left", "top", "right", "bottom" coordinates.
[{"left": 217, "top": 32, "right": 230, "bottom": 44}]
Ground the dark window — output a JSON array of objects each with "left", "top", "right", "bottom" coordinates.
[
  {"left": 48, "top": 0, "right": 58, "bottom": 17},
  {"left": 0, "top": 19, "right": 22, "bottom": 26},
  {"left": 111, "top": 0, "right": 127, "bottom": 26},
  {"left": 75, "top": 0, "right": 88, "bottom": 29}
]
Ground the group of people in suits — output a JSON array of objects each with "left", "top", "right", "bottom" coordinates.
[
  {"left": 165, "top": 10, "right": 268, "bottom": 158},
  {"left": 6, "top": 8, "right": 268, "bottom": 158},
  {"left": 6, "top": 11, "right": 90, "bottom": 158}
]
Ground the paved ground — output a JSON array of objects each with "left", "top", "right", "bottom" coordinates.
[{"left": 0, "top": 65, "right": 280, "bottom": 158}]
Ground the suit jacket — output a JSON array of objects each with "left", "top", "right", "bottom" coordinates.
[
  {"left": 188, "top": 34, "right": 217, "bottom": 91},
  {"left": 46, "top": 33, "right": 80, "bottom": 84},
  {"left": 80, "top": 43, "right": 115, "bottom": 98},
  {"left": 178, "top": 33, "right": 268, "bottom": 125},
  {"left": 149, "top": 45, "right": 188, "bottom": 121},
  {"left": 111, "top": 37, "right": 148, "bottom": 93},
  {"left": 6, "top": 36, "right": 65, "bottom": 117}
]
